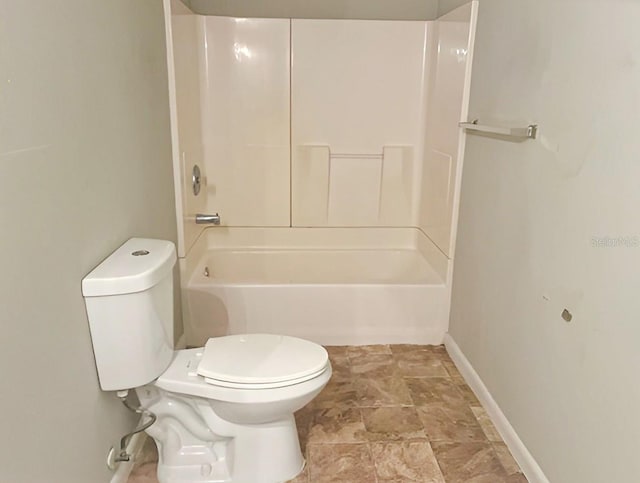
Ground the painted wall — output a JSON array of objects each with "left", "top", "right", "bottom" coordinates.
[
  {"left": 445, "top": 1, "right": 640, "bottom": 482},
  {"left": 0, "top": 1, "right": 178, "bottom": 482},
  {"left": 182, "top": 0, "right": 439, "bottom": 20},
  {"left": 438, "top": 0, "right": 469, "bottom": 16}
]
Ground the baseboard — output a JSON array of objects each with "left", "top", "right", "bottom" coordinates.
[
  {"left": 109, "top": 431, "right": 146, "bottom": 483},
  {"left": 443, "top": 334, "right": 550, "bottom": 483}
]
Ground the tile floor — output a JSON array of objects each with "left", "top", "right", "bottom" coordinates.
[{"left": 128, "top": 344, "right": 527, "bottom": 483}]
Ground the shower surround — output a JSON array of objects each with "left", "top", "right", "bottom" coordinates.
[{"left": 164, "top": 0, "right": 478, "bottom": 346}]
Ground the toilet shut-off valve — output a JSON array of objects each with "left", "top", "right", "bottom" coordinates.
[{"left": 112, "top": 390, "right": 157, "bottom": 464}]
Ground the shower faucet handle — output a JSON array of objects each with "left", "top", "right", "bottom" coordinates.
[{"left": 195, "top": 213, "right": 221, "bottom": 225}]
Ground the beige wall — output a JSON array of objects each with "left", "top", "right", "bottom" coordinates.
[
  {"left": 0, "top": 1, "right": 178, "bottom": 482},
  {"left": 437, "top": 0, "right": 469, "bottom": 16},
  {"left": 447, "top": 1, "right": 640, "bottom": 482},
  {"left": 182, "top": 0, "right": 439, "bottom": 20}
]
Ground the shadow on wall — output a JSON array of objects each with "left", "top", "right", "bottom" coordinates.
[{"left": 185, "top": 289, "right": 230, "bottom": 346}]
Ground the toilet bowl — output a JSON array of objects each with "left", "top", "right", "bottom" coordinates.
[
  {"left": 138, "top": 338, "right": 331, "bottom": 483},
  {"left": 82, "top": 238, "right": 331, "bottom": 483}
]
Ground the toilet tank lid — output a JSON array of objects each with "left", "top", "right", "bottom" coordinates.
[{"left": 82, "top": 238, "right": 176, "bottom": 297}]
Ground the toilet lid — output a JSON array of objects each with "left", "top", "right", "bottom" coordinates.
[{"left": 197, "top": 334, "right": 329, "bottom": 386}]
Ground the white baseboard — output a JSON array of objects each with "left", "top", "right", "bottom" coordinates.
[
  {"left": 443, "top": 334, "right": 550, "bottom": 483},
  {"left": 109, "top": 431, "right": 147, "bottom": 483}
]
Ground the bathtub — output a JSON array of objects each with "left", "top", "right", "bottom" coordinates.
[{"left": 179, "top": 227, "right": 452, "bottom": 346}]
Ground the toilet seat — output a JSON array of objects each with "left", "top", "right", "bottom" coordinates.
[
  {"left": 155, "top": 348, "right": 332, "bottom": 404},
  {"left": 197, "top": 334, "right": 329, "bottom": 388},
  {"left": 202, "top": 366, "right": 328, "bottom": 389}
]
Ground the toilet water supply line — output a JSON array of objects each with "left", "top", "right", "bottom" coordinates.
[{"left": 114, "top": 390, "right": 158, "bottom": 463}]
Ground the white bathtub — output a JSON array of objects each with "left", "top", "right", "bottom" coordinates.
[{"left": 180, "top": 227, "right": 451, "bottom": 346}]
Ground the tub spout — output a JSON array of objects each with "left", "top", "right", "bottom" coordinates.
[{"left": 195, "top": 213, "right": 221, "bottom": 225}]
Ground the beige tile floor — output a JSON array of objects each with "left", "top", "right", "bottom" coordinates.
[{"left": 128, "top": 344, "right": 527, "bottom": 483}]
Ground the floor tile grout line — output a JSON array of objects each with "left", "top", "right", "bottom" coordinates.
[
  {"left": 488, "top": 440, "right": 527, "bottom": 478},
  {"left": 366, "top": 441, "right": 379, "bottom": 483},
  {"left": 428, "top": 438, "right": 449, "bottom": 483}
]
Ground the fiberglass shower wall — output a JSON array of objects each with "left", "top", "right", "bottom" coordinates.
[
  {"left": 419, "top": 6, "right": 477, "bottom": 257},
  {"left": 200, "top": 17, "right": 291, "bottom": 227},
  {"left": 291, "top": 20, "right": 427, "bottom": 227},
  {"left": 165, "top": 0, "right": 478, "bottom": 346},
  {"left": 167, "top": 0, "right": 477, "bottom": 262},
  {"left": 194, "top": 18, "right": 427, "bottom": 229}
]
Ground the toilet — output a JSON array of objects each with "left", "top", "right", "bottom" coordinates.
[{"left": 82, "top": 238, "right": 331, "bottom": 483}]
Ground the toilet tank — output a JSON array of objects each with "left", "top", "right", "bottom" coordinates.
[{"left": 82, "top": 238, "right": 177, "bottom": 391}]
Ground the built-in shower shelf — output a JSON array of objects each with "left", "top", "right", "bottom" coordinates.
[{"left": 459, "top": 120, "right": 538, "bottom": 139}]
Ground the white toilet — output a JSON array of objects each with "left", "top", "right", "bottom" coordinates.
[{"left": 82, "top": 238, "right": 331, "bottom": 483}]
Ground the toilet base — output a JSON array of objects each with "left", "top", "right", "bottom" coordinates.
[
  {"left": 136, "top": 386, "right": 306, "bottom": 483},
  {"left": 220, "top": 414, "right": 305, "bottom": 483}
]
